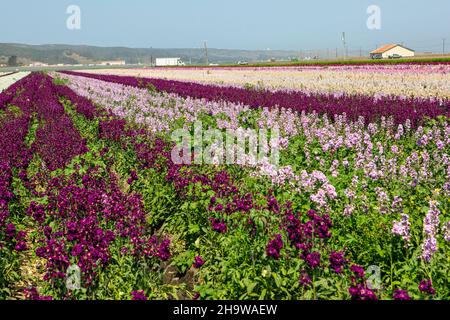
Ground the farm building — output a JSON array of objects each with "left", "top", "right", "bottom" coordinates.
[
  {"left": 155, "top": 58, "right": 184, "bottom": 67},
  {"left": 370, "top": 44, "right": 415, "bottom": 59}
]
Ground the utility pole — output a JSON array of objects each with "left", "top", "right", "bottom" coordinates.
[
  {"left": 150, "top": 46, "right": 153, "bottom": 67},
  {"left": 204, "top": 41, "right": 209, "bottom": 65},
  {"left": 341, "top": 32, "right": 347, "bottom": 59},
  {"left": 443, "top": 38, "right": 446, "bottom": 55}
]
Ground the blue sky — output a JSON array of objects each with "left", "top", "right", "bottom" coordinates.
[{"left": 1, "top": 0, "right": 449, "bottom": 51}]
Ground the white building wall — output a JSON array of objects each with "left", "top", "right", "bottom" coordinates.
[
  {"left": 382, "top": 46, "right": 415, "bottom": 58},
  {"left": 155, "top": 58, "right": 181, "bottom": 67}
]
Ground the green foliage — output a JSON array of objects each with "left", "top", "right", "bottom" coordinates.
[{"left": 52, "top": 77, "right": 69, "bottom": 86}]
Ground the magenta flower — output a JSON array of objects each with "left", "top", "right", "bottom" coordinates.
[
  {"left": 299, "top": 270, "right": 312, "bottom": 287},
  {"left": 193, "top": 256, "right": 205, "bottom": 268},
  {"left": 393, "top": 289, "right": 411, "bottom": 300},
  {"left": 350, "top": 265, "right": 365, "bottom": 279},
  {"left": 328, "top": 251, "right": 347, "bottom": 274},
  {"left": 266, "top": 234, "right": 283, "bottom": 260},
  {"left": 418, "top": 279, "right": 435, "bottom": 295},
  {"left": 131, "top": 290, "right": 148, "bottom": 301},
  {"left": 305, "top": 251, "right": 321, "bottom": 269}
]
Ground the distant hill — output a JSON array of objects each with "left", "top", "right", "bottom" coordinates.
[{"left": 0, "top": 43, "right": 301, "bottom": 65}]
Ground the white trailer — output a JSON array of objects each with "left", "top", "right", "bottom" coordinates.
[{"left": 155, "top": 58, "right": 184, "bottom": 67}]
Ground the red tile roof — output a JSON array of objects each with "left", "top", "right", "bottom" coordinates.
[{"left": 370, "top": 44, "right": 398, "bottom": 54}]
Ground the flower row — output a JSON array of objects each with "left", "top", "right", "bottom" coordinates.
[{"left": 60, "top": 71, "right": 449, "bottom": 126}]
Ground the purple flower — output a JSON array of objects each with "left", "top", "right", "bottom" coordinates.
[
  {"left": 305, "top": 251, "right": 321, "bottom": 269},
  {"left": 24, "top": 287, "right": 52, "bottom": 301},
  {"left": 131, "top": 290, "right": 148, "bottom": 301},
  {"left": 328, "top": 251, "right": 347, "bottom": 274},
  {"left": 209, "top": 218, "right": 227, "bottom": 233},
  {"left": 350, "top": 265, "right": 365, "bottom": 279},
  {"left": 27, "top": 202, "right": 46, "bottom": 224},
  {"left": 71, "top": 243, "right": 83, "bottom": 257},
  {"left": 4, "top": 223, "right": 16, "bottom": 240},
  {"left": 128, "top": 170, "right": 139, "bottom": 185},
  {"left": 418, "top": 279, "right": 435, "bottom": 295},
  {"left": 157, "top": 238, "right": 171, "bottom": 261},
  {"left": 392, "top": 214, "right": 411, "bottom": 245},
  {"left": 14, "top": 240, "right": 28, "bottom": 251},
  {"left": 299, "top": 270, "right": 312, "bottom": 287},
  {"left": 349, "top": 283, "right": 378, "bottom": 300},
  {"left": 421, "top": 201, "right": 440, "bottom": 262},
  {"left": 393, "top": 290, "right": 411, "bottom": 300},
  {"left": 266, "top": 234, "right": 283, "bottom": 260},
  {"left": 193, "top": 256, "right": 205, "bottom": 268}
]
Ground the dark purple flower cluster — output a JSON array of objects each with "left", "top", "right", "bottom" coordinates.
[
  {"left": 284, "top": 209, "right": 332, "bottom": 254},
  {"left": 135, "top": 138, "right": 172, "bottom": 172},
  {"left": 267, "top": 195, "right": 280, "bottom": 214},
  {"left": 418, "top": 279, "right": 436, "bottom": 295},
  {"left": 393, "top": 289, "right": 411, "bottom": 300},
  {"left": 34, "top": 168, "right": 171, "bottom": 286},
  {"left": 99, "top": 119, "right": 128, "bottom": 142},
  {"left": 131, "top": 290, "right": 148, "bottom": 301},
  {"left": 348, "top": 264, "right": 378, "bottom": 300},
  {"left": 305, "top": 251, "right": 321, "bottom": 269},
  {"left": 193, "top": 256, "right": 205, "bottom": 268},
  {"left": 62, "top": 71, "right": 449, "bottom": 126},
  {"left": 307, "top": 210, "right": 333, "bottom": 239},
  {"left": 328, "top": 251, "right": 348, "bottom": 274},
  {"left": 348, "top": 283, "right": 378, "bottom": 300},
  {"left": 349, "top": 264, "right": 365, "bottom": 279},
  {"left": 266, "top": 234, "right": 283, "bottom": 260},
  {"left": 27, "top": 201, "right": 46, "bottom": 224},
  {"left": 156, "top": 238, "right": 171, "bottom": 261},
  {"left": 299, "top": 270, "right": 312, "bottom": 287},
  {"left": 209, "top": 218, "right": 227, "bottom": 233},
  {"left": 0, "top": 110, "right": 32, "bottom": 169},
  {"left": 0, "top": 163, "right": 13, "bottom": 231},
  {"left": 0, "top": 162, "right": 28, "bottom": 252},
  {"left": 24, "top": 287, "right": 53, "bottom": 300},
  {"left": 127, "top": 170, "right": 139, "bottom": 185}
]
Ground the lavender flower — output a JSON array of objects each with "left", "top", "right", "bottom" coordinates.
[
  {"left": 421, "top": 200, "right": 440, "bottom": 262},
  {"left": 392, "top": 214, "right": 411, "bottom": 245},
  {"left": 442, "top": 221, "right": 450, "bottom": 242}
]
